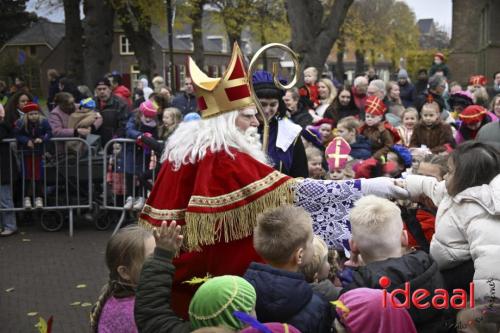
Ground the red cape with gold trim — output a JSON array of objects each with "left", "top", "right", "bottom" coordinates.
[
  {"left": 140, "top": 148, "right": 295, "bottom": 249},
  {"left": 139, "top": 148, "right": 295, "bottom": 317}
]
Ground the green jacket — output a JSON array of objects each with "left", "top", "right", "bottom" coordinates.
[{"left": 134, "top": 247, "right": 192, "bottom": 333}]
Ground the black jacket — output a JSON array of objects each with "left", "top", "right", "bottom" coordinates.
[
  {"left": 289, "top": 103, "right": 313, "bottom": 128},
  {"left": 244, "top": 262, "right": 333, "bottom": 333},
  {"left": 171, "top": 92, "right": 197, "bottom": 116},
  {"left": 342, "top": 251, "right": 453, "bottom": 333},
  {"left": 134, "top": 248, "right": 191, "bottom": 333},
  {"left": 94, "top": 95, "right": 130, "bottom": 146},
  {"left": 0, "top": 122, "right": 18, "bottom": 185}
]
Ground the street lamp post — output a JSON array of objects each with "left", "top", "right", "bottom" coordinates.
[{"left": 166, "top": 0, "right": 176, "bottom": 93}]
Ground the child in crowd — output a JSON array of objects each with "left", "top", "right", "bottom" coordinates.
[
  {"left": 386, "top": 144, "right": 412, "bottom": 178},
  {"left": 134, "top": 221, "right": 278, "bottom": 332},
  {"left": 400, "top": 142, "right": 500, "bottom": 324},
  {"left": 90, "top": 225, "right": 155, "bottom": 333},
  {"left": 334, "top": 288, "right": 417, "bottom": 333},
  {"left": 410, "top": 99, "right": 455, "bottom": 154},
  {"left": 124, "top": 100, "right": 159, "bottom": 211},
  {"left": 244, "top": 205, "right": 333, "bottom": 333},
  {"left": 299, "top": 67, "right": 319, "bottom": 108},
  {"left": 402, "top": 154, "right": 448, "bottom": 251},
  {"left": 359, "top": 96, "right": 397, "bottom": 159},
  {"left": 67, "top": 97, "right": 102, "bottom": 153},
  {"left": 325, "top": 137, "right": 352, "bottom": 181},
  {"left": 313, "top": 118, "right": 334, "bottom": 147},
  {"left": 305, "top": 146, "right": 325, "bottom": 179},
  {"left": 0, "top": 104, "right": 18, "bottom": 236},
  {"left": 336, "top": 116, "right": 372, "bottom": 160},
  {"left": 455, "top": 105, "right": 497, "bottom": 144},
  {"left": 342, "top": 195, "right": 448, "bottom": 332},
  {"left": 396, "top": 108, "right": 418, "bottom": 147},
  {"left": 300, "top": 235, "right": 341, "bottom": 302},
  {"left": 14, "top": 102, "right": 52, "bottom": 209},
  {"left": 158, "top": 107, "right": 182, "bottom": 141}
]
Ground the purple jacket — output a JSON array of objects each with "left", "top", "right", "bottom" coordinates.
[{"left": 48, "top": 106, "right": 74, "bottom": 138}]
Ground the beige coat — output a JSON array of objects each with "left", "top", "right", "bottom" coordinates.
[{"left": 406, "top": 174, "right": 500, "bottom": 302}]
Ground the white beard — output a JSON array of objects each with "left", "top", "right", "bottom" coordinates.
[
  {"left": 162, "top": 111, "right": 270, "bottom": 168},
  {"left": 243, "top": 126, "right": 262, "bottom": 150}
]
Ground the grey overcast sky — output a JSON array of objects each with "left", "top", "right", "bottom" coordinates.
[
  {"left": 27, "top": 0, "right": 453, "bottom": 33},
  {"left": 402, "top": 0, "right": 452, "bottom": 32}
]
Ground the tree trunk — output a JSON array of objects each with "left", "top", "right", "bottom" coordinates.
[
  {"left": 116, "top": 4, "right": 156, "bottom": 79},
  {"left": 335, "top": 36, "right": 346, "bottom": 83},
  {"left": 287, "top": 0, "right": 354, "bottom": 84},
  {"left": 62, "top": 0, "right": 84, "bottom": 82},
  {"left": 190, "top": 0, "right": 205, "bottom": 67},
  {"left": 336, "top": 50, "right": 345, "bottom": 83},
  {"left": 82, "top": 0, "right": 115, "bottom": 87},
  {"left": 355, "top": 49, "right": 365, "bottom": 75}
]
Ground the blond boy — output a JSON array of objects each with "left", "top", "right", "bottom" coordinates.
[
  {"left": 301, "top": 235, "right": 341, "bottom": 302},
  {"left": 343, "top": 195, "right": 448, "bottom": 332},
  {"left": 244, "top": 205, "right": 333, "bottom": 333}
]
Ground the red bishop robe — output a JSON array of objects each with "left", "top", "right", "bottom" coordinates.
[{"left": 139, "top": 148, "right": 295, "bottom": 318}]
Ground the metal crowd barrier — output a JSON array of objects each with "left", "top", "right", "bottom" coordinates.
[
  {"left": 102, "top": 138, "right": 161, "bottom": 235},
  {"left": 0, "top": 137, "right": 93, "bottom": 237},
  {"left": 0, "top": 137, "right": 161, "bottom": 237}
]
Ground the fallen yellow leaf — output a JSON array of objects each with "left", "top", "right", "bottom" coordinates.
[
  {"left": 70, "top": 301, "right": 81, "bottom": 306},
  {"left": 5, "top": 287, "right": 15, "bottom": 293},
  {"left": 27, "top": 312, "right": 38, "bottom": 316},
  {"left": 22, "top": 238, "right": 31, "bottom": 242},
  {"left": 76, "top": 284, "right": 87, "bottom": 289},
  {"left": 81, "top": 302, "right": 92, "bottom": 307}
]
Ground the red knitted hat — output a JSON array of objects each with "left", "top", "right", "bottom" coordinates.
[{"left": 22, "top": 102, "right": 40, "bottom": 113}]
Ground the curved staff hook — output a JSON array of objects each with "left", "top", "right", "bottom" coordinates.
[{"left": 247, "top": 43, "right": 300, "bottom": 152}]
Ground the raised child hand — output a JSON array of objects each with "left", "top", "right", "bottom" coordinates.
[
  {"left": 34, "top": 138, "right": 43, "bottom": 144},
  {"left": 153, "top": 220, "right": 183, "bottom": 253}
]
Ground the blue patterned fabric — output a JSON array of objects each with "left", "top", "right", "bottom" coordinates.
[{"left": 294, "top": 179, "right": 362, "bottom": 251}]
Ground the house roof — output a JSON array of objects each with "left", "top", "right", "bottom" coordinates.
[
  {"left": 418, "top": 19, "right": 434, "bottom": 35},
  {"left": 3, "top": 18, "right": 65, "bottom": 49}
]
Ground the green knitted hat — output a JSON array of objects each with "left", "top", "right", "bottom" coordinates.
[{"left": 189, "top": 275, "right": 256, "bottom": 330}]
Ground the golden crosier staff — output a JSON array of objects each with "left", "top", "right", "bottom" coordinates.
[{"left": 248, "top": 43, "right": 300, "bottom": 152}]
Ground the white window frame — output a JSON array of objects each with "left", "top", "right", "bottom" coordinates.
[
  {"left": 120, "top": 35, "right": 134, "bottom": 55},
  {"left": 179, "top": 65, "right": 186, "bottom": 87},
  {"left": 177, "top": 34, "right": 193, "bottom": 51},
  {"left": 130, "top": 65, "right": 140, "bottom": 88},
  {"left": 207, "top": 35, "right": 226, "bottom": 53}
]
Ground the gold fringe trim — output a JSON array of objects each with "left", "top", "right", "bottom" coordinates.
[
  {"left": 138, "top": 217, "right": 194, "bottom": 253},
  {"left": 184, "top": 178, "right": 296, "bottom": 251}
]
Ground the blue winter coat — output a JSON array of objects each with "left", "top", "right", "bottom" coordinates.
[
  {"left": 399, "top": 81, "right": 416, "bottom": 108},
  {"left": 243, "top": 262, "right": 333, "bottom": 333},
  {"left": 14, "top": 118, "right": 52, "bottom": 156},
  {"left": 350, "top": 135, "right": 372, "bottom": 160},
  {"left": 124, "top": 115, "right": 157, "bottom": 174}
]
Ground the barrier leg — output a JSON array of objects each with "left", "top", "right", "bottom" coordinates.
[
  {"left": 112, "top": 210, "right": 127, "bottom": 236},
  {"left": 69, "top": 209, "right": 74, "bottom": 238}
]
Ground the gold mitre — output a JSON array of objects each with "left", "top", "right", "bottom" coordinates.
[{"left": 188, "top": 43, "right": 254, "bottom": 119}]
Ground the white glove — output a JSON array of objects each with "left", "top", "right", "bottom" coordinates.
[{"left": 360, "top": 177, "right": 409, "bottom": 199}]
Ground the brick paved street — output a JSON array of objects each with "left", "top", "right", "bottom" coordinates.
[{"left": 0, "top": 220, "right": 113, "bottom": 332}]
